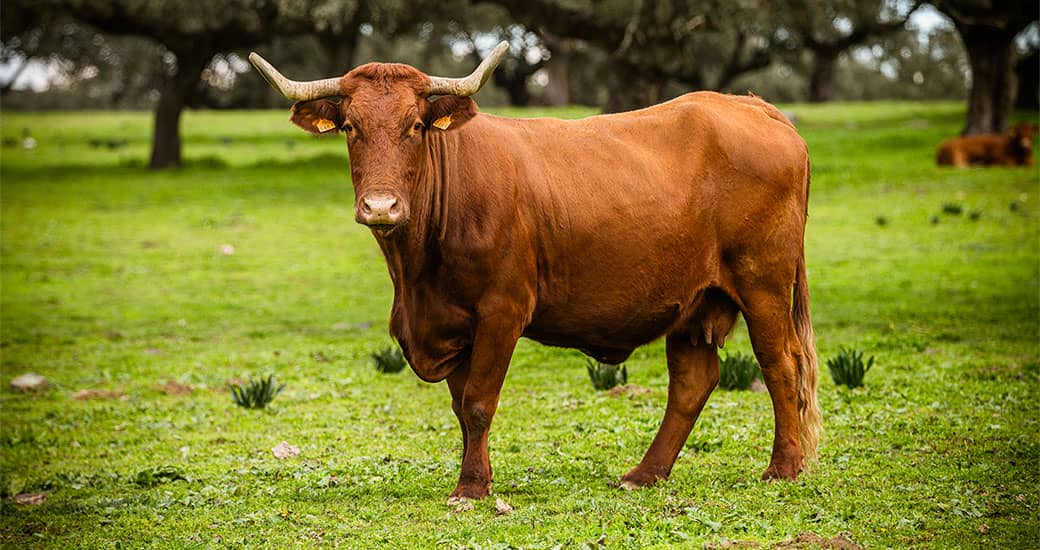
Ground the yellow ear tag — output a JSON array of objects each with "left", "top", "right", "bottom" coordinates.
[
  {"left": 315, "top": 118, "right": 336, "bottom": 133},
  {"left": 432, "top": 115, "right": 453, "bottom": 130}
]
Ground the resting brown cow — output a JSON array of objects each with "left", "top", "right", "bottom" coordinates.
[
  {"left": 936, "top": 122, "right": 1037, "bottom": 167},
  {"left": 250, "top": 42, "right": 822, "bottom": 503}
]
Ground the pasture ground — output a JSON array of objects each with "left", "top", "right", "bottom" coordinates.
[{"left": 1, "top": 102, "right": 1038, "bottom": 548}]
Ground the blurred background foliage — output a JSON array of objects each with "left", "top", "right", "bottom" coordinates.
[{"left": 1, "top": 0, "right": 1036, "bottom": 167}]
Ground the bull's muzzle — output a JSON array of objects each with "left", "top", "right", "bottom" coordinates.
[{"left": 357, "top": 192, "right": 405, "bottom": 232}]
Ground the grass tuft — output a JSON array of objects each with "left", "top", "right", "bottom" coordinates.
[
  {"left": 371, "top": 346, "right": 407, "bottom": 373},
  {"left": 718, "top": 351, "right": 762, "bottom": 390},
  {"left": 228, "top": 375, "right": 285, "bottom": 409},
  {"left": 586, "top": 360, "right": 627, "bottom": 390},
  {"left": 132, "top": 466, "right": 186, "bottom": 487},
  {"left": 826, "top": 347, "right": 875, "bottom": 389}
]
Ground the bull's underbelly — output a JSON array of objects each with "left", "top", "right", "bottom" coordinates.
[
  {"left": 522, "top": 306, "right": 678, "bottom": 364},
  {"left": 521, "top": 224, "right": 718, "bottom": 360},
  {"left": 522, "top": 275, "right": 697, "bottom": 363}
]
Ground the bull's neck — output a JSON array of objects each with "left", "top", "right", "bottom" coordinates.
[{"left": 374, "top": 130, "right": 456, "bottom": 285}]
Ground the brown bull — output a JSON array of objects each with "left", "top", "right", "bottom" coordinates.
[
  {"left": 250, "top": 42, "right": 822, "bottom": 503},
  {"left": 936, "top": 122, "right": 1037, "bottom": 167}
]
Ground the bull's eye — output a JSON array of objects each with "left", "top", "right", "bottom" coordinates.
[
  {"left": 342, "top": 122, "right": 354, "bottom": 133},
  {"left": 412, "top": 121, "right": 424, "bottom": 133}
]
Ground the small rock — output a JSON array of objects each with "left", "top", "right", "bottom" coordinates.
[
  {"left": 494, "top": 498, "right": 513, "bottom": 515},
  {"left": 272, "top": 441, "right": 300, "bottom": 459},
  {"left": 451, "top": 499, "right": 474, "bottom": 513},
  {"left": 749, "top": 379, "right": 768, "bottom": 393},
  {"left": 71, "top": 389, "right": 125, "bottom": 401},
  {"left": 10, "top": 373, "right": 47, "bottom": 393},
  {"left": 13, "top": 492, "right": 47, "bottom": 506},
  {"left": 977, "top": 523, "right": 989, "bottom": 534}
]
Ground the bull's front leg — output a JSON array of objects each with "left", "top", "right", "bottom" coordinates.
[{"left": 446, "top": 316, "right": 522, "bottom": 504}]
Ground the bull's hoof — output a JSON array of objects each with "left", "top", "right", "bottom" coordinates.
[
  {"left": 619, "top": 466, "right": 667, "bottom": 490},
  {"left": 761, "top": 462, "right": 800, "bottom": 481},
  {"left": 448, "top": 482, "right": 490, "bottom": 503},
  {"left": 618, "top": 479, "right": 643, "bottom": 491}
]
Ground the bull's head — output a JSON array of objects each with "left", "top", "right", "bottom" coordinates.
[
  {"left": 1011, "top": 121, "right": 1037, "bottom": 151},
  {"left": 249, "top": 43, "right": 508, "bottom": 237}
]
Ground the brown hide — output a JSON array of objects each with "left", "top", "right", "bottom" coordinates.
[
  {"left": 387, "top": 93, "right": 808, "bottom": 378},
  {"left": 278, "top": 61, "right": 819, "bottom": 502},
  {"left": 936, "top": 122, "right": 1037, "bottom": 167}
]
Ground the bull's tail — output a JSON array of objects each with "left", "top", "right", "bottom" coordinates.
[{"left": 794, "top": 245, "right": 822, "bottom": 465}]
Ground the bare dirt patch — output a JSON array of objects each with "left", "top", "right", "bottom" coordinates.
[
  {"left": 156, "top": 381, "right": 193, "bottom": 396},
  {"left": 606, "top": 384, "right": 653, "bottom": 399}
]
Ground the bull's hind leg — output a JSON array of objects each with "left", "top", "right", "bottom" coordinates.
[
  {"left": 620, "top": 332, "right": 721, "bottom": 489},
  {"left": 742, "top": 290, "right": 805, "bottom": 480}
]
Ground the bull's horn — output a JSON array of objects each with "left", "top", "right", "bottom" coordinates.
[
  {"left": 248, "top": 52, "right": 342, "bottom": 101},
  {"left": 427, "top": 40, "right": 509, "bottom": 97}
]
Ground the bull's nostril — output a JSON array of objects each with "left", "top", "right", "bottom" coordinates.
[
  {"left": 389, "top": 201, "right": 401, "bottom": 215},
  {"left": 361, "top": 201, "right": 372, "bottom": 215}
]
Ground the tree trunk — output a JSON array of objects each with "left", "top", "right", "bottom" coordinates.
[
  {"left": 500, "top": 75, "right": 532, "bottom": 106},
  {"left": 1015, "top": 49, "right": 1038, "bottom": 110},
  {"left": 958, "top": 24, "right": 1016, "bottom": 135},
  {"left": 603, "top": 64, "right": 662, "bottom": 113},
  {"left": 540, "top": 38, "right": 574, "bottom": 106},
  {"left": 149, "top": 51, "right": 209, "bottom": 169},
  {"left": 320, "top": 21, "right": 361, "bottom": 76},
  {"left": 809, "top": 49, "right": 838, "bottom": 103}
]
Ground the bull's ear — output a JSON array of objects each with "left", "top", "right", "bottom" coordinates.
[
  {"left": 290, "top": 98, "right": 345, "bottom": 135},
  {"left": 424, "top": 96, "right": 478, "bottom": 132}
]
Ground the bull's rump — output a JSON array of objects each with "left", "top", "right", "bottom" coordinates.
[{"left": 488, "top": 92, "right": 809, "bottom": 353}]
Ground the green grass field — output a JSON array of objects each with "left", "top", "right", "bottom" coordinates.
[{"left": 1, "top": 102, "right": 1038, "bottom": 548}]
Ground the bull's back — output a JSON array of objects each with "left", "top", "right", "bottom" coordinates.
[
  {"left": 936, "top": 134, "right": 1008, "bottom": 166},
  {"left": 471, "top": 93, "right": 809, "bottom": 352}
]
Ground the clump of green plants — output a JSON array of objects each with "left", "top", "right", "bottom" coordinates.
[
  {"left": 133, "top": 466, "right": 186, "bottom": 487},
  {"left": 941, "top": 202, "right": 963, "bottom": 215},
  {"left": 719, "top": 352, "right": 762, "bottom": 390},
  {"left": 875, "top": 215, "right": 888, "bottom": 227},
  {"left": 826, "top": 347, "right": 875, "bottom": 389},
  {"left": 229, "top": 375, "right": 285, "bottom": 409},
  {"left": 968, "top": 209, "right": 982, "bottom": 221},
  {"left": 371, "top": 346, "right": 407, "bottom": 373},
  {"left": 586, "top": 360, "right": 627, "bottom": 390}
]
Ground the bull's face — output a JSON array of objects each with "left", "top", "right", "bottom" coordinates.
[
  {"left": 1011, "top": 122, "right": 1037, "bottom": 151},
  {"left": 248, "top": 44, "right": 507, "bottom": 238},
  {"left": 289, "top": 80, "right": 477, "bottom": 237}
]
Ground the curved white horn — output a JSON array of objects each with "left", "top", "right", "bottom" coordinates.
[
  {"left": 249, "top": 52, "right": 342, "bottom": 101},
  {"left": 426, "top": 40, "right": 509, "bottom": 97}
]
